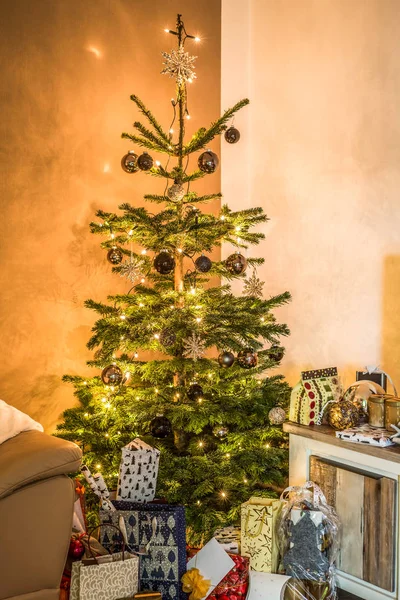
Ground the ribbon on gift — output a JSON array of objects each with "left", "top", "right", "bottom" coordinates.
[
  {"left": 182, "top": 568, "right": 211, "bottom": 600},
  {"left": 280, "top": 481, "right": 327, "bottom": 507},
  {"left": 362, "top": 365, "right": 398, "bottom": 396}
]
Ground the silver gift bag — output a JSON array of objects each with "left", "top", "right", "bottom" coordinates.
[{"left": 70, "top": 524, "right": 139, "bottom": 600}]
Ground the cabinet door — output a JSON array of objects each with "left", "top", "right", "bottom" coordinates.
[{"left": 310, "top": 456, "right": 396, "bottom": 591}]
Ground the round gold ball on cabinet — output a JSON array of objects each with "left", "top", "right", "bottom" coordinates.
[{"left": 328, "top": 400, "right": 359, "bottom": 431}]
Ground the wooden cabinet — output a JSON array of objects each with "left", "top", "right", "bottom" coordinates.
[{"left": 310, "top": 456, "right": 396, "bottom": 591}]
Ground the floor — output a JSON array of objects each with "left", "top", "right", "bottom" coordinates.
[{"left": 338, "top": 590, "right": 363, "bottom": 600}]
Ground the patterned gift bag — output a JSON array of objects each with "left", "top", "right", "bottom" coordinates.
[
  {"left": 214, "top": 525, "right": 241, "bottom": 554},
  {"left": 241, "top": 497, "right": 281, "bottom": 573},
  {"left": 289, "top": 368, "right": 340, "bottom": 426},
  {"left": 100, "top": 501, "right": 186, "bottom": 600},
  {"left": 117, "top": 439, "right": 160, "bottom": 502}
]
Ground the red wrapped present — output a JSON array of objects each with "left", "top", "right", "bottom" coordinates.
[
  {"left": 186, "top": 549, "right": 249, "bottom": 600},
  {"left": 209, "top": 554, "right": 249, "bottom": 600}
]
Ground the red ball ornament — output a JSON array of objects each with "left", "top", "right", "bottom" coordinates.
[{"left": 69, "top": 536, "right": 85, "bottom": 560}]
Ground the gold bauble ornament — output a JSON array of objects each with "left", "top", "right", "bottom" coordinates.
[{"left": 328, "top": 400, "right": 359, "bottom": 431}]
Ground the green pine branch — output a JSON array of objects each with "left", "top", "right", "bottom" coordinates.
[{"left": 130, "top": 94, "right": 171, "bottom": 145}]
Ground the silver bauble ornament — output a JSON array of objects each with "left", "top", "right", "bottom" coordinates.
[
  {"left": 167, "top": 183, "right": 185, "bottom": 201},
  {"left": 269, "top": 407, "right": 286, "bottom": 425}
]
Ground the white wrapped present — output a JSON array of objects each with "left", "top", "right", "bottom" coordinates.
[
  {"left": 117, "top": 438, "right": 160, "bottom": 502},
  {"left": 214, "top": 525, "right": 241, "bottom": 553}
]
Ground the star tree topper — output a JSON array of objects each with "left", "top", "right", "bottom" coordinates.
[{"left": 161, "top": 47, "right": 197, "bottom": 85}]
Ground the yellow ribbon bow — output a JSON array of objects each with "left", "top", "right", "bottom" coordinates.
[{"left": 181, "top": 568, "right": 211, "bottom": 600}]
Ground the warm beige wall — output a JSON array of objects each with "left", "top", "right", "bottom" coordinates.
[
  {"left": 222, "top": 0, "right": 400, "bottom": 389},
  {"left": 0, "top": 0, "right": 221, "bottom": 431}
]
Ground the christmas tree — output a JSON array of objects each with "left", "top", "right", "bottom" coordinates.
[{"left": 57, "top": 14, "right": 291, "bottom": 544}]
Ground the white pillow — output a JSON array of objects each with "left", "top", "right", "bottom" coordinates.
[{"left": 0, "top": 399, "right": 43, "bottom": 444}]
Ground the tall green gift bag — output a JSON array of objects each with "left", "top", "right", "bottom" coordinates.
[{"left": 241, "top": 497, "right": 282, "bottom": 572}]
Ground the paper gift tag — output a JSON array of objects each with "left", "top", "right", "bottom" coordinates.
[{"left": 186, "top": 538, "right": 235, "bottom": 600}]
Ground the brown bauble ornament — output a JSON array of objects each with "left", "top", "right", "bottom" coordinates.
[
  {"left": 101, "top": 365, "right": 123, "bottom": 386},
  {"left": 154, "top": 251, "right": 175, "bottom": 274},
  {"left": 225, "top": 253, "right": 247, "bottom": 275},
  {"left": 328, "top": 400, "right": 359, "bottom": 431},
  {"left": 137, "top": 152, "right": 154, "bottom": 171},
  {"left": 107, "top": 247, "right": 123, "bottom": 265},
  {"left": 121, "top": 151, "right": 139, "bottom": 173},
  {"left": 237, "top": 348, "right": 258, "bottom": 369},
  {"left": 198, "top": 150, "right": 219, "bottom": 173},
  {"left": 224, "top": 126, "right": 240, "bottom": 144}
]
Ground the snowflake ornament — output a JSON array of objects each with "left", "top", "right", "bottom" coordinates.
[
  {"left": 161, "top": 47, "right": 197, "bottom": 85},
  {"left": 119, "top": 258, "right": 142, "bottom": 284},
  {"left": 182, "top": 333, "right": 206, "bottom": 361},
  {"left": 243, "top": 270, "right": 264, "bottom": 298}
]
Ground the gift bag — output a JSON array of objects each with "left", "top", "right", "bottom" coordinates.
[
  {"left": 100, "top": 501, "right": 186, "bottom": 600},
  {"left": 241, "top": 497, "right": 281, "bottom": 573},
  {"left": 117, "top": 438, "right": 160, "bottom": 502},
  {"left": 289, "top": 368, "right": 340, "bottom": 426},
  {"left": 70, "top": 524, "right": 139, "bottom": 600}
]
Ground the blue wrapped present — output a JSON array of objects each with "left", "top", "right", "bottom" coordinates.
[{"left": 100, "top": 501, "right": 186, "bottom": 600}]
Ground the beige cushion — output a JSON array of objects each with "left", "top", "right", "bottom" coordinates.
[{"left": 0, "top": 430, "right": 82, "bottom": 499}]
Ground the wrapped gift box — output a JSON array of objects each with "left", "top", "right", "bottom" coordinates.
[{"left": 117, "top": 438, "right": 160, "bottom": 503}]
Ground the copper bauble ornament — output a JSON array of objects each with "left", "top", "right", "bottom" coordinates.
[
  {"left": 137, "top": 152, "right": 154, "bottom": 171},
  {"left": 269, "top": 407, "right": 286, "bottom": 425},
  {"left": 237, "top": 348, "right": 258, "bottom": 369},
  {"left": 121, "top": 151, "right": 139, "bottom": 173},
  {"left": 101, "top": 365, "right": 123, "bottom": 386},
  {"left": 218, "top": 351, "right": 235, "bottom": 368},
  {"left": 150, "top": 415, "right": 172, "bottom": 438},
  {"left": 198, "top": 150, "right": 219, "bottom": 173},
  {"left": 225, "top": 253, "right": 247, "bottom": 275},
  {"left": 154, "top": 251, "right": 175, "bottom": 274},
  {"left": 328, "top": 401, "right": 359, "bottom": 431},
  {"left": 107, "top": 247, "right": 123, "bottom": 265},
  {"left": 224, "top": 126, "right": 240, "bottom": 144},
  {"left": 195, "top": 254, "right": 212, "bottom": 273}
]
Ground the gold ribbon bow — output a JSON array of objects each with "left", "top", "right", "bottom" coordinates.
[{"left": 181, "top": 568, "right": 211, "bottom": 600}]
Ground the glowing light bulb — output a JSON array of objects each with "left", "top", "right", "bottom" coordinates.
[
  {"left": 177, "top": 248, "right": 183, "bottom": 254},
  {"left": 96, "top": 464, "right": 101, "bottom": 469},
  {"left": 175, "top": 393, "right": 180, "bottom": 398},
  {"left": 117, "top": 431, "right": 121, "bottom": 435},
  {"left": 225, "top": 453, "right": 231, "bottom": 458},
  {"left": 196, "top": 317, "right": 202, "bottom": 323},
  {"left": 134, "top": 352, "right": 139, "bottom": 358},
  {"left": 244, "top": 478, "right": 248, "bottom": 483},
  {"left": 265, "top": 443, "right": 270, "bottom": 449},
  {"left": 235, "top": 226, "right": 241, "bottom": 232},
  {"left": 170, "top": 305, "right": 175, "bottom": 310},
  {"left": 164, "top": 28, "right": 170, "bottom": 33},
  {"left": 185, "top": 113, "right": 191, "bottom": 120},
  {"left": 208, "top": 373, "right": 213, "bottom": 379},
  {"left": 194, "top": 37, "right": 201, "bottom": 42},
  {"left": 154, "top": 333, "right": 160, "bottom": 339},
  {"left": 220, "top": 215, "right": 225, "bottom": 221},
  {"left": 139, "top": 303, "right": 144, "bottom": 307},
  {"left": 120, "top": 314, "right": 126, "bottom": 320},
  {"left": 198, "top": 398, "right": 203, "bottom": 404},
  {"left": 128, "top": 229, "right": 133, "bottom": 236},
  {"left": 83, "top": 381, "right": 87, "bottom": 385},
  {"left": 190, "top": 288, "right": 196, "bottom": 295},
  {"left": 141, "top": 278, "right": 145, "bottom": 283},
  {"left": 198, "top": 441, "right": 204, "bottom": 448},
  {"left": 220, "top": 491, "right": 226, "bottom": 498},
  {"left": 155, "top": 160, "right": 161, "bottom": 166},
  {"left": 260, "top": 317, "right": 265, "bottom": 322},
  {"left": 105, "top": 402, "right": 111, "bottom": 409},
  {"left": 155, "top": 388, "right": 159, "bottom": 394},
  {"left": 141, "top": 249, "right": 147, "bottom": 255},
  {"left": 103, "top": 163, "right": 110, "bottom": 173},
  {"left": 120, "top": 335, "right": 125, "bottom": 340},
  {"left": 196, "top": 500, "right": 201, "bottom": 505},
  {"left": 105, "top": 433, "right": 109, "bottom": 438},
  {"left": 101, "top": 398, "right": 107, "bottom": 403},
  {"left": 169, "top": 128, "right": 174, "bottom": 134},
  {"left": 111, "top": 233, "right": 115, "bottom": 239},
  {"left": 84, "top": 412, "right": 89, "bottom": 417},
  {"left": 187, "top": 78, "right": 193, "bottom": 84}
]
